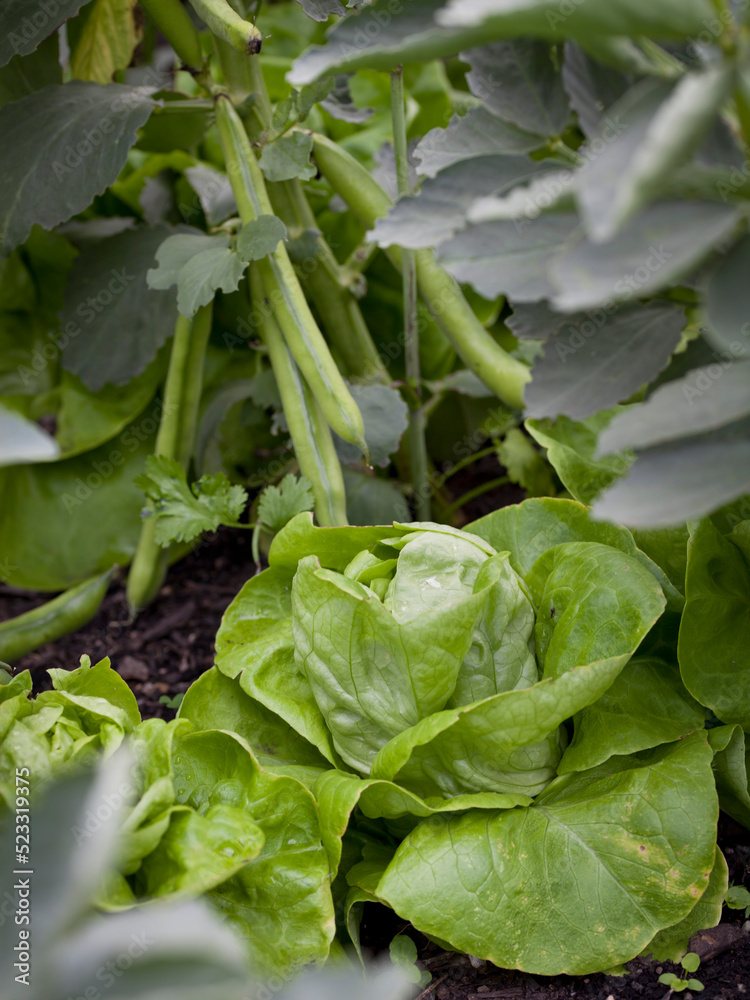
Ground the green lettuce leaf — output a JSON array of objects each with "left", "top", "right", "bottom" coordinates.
[
  {"left": 525, "top": 542, "right": 666, "bottom": 679},
  {"left": 377, "top": 733, "right": 718, "bottom": 976}
]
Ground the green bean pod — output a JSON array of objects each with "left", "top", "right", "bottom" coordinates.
[
  {"left": 127, "top": 305, "right": 213, "bottom": 614},
  {"left": 0, "top": 568, "right": 115, "bottom": 664},
  {"left": 250, "top": 268, "right": 347, "bottom": 526},
  {"left": 187, "top": 0, "right": 262, "bottom": 53},
  {"left": 214, "top": 97, "right": 367, "bottom": 453},
  {"left": 138, "top": 0, "right": 204, "bottom": 70},
  {"left": 310, "top": 132, "right": 531, "bottom": 411}
]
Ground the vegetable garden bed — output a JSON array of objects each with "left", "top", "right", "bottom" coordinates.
[{"left": 2, "top": 0, "right": 750, "bottom": 997}]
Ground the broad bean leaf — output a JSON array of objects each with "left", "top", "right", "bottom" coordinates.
[
  {"left": 463, "top": 40, "right": 569, "bottom": 137},
  {"left": 296, "top": 0, "right": 346, "bottom": 20},
  {"left": 561, "top": 43, "right": 629, "bottom": 139},
  {"left": 371, "top": 155, "right": 561, "bottom": 250},
  {"left": 641, "top": 846, "right": 728, "bottom": 962},
  {"left": 551, "top": 202, "right": 741, "bottom": 312},
  {"left": 289, "top": 0, "right": 714, "bottom": 84},
  {"left": 0, "top": 0, "right": 93, "bottom": 65},
  {"left": 525, "top": 303, "right": 686, "bottom": 420},
  {"left": 0, "top": 406, "right": 59, "bottom": 466},
  {"left": 678, "top": 519, "right": 750, "bottom": 730},
  {"left": 260, "top": 132, "right": 316, "bottom": 181},
  {"left": 377, "top": 734, "right": 718, "bottom": 975},
  {"left": 438, "top": 213, "right": 578, "bottom": 301},
  {"left": 334, "top": 384, "right": 408, "bottom": 468},
  {"left": 0, "top": 82, "right": 156, "bottom": 253},
  {"left": 61, "top": 224, "right": 177, "bottom": 390},
  {"left": 593, "top": 438, "right": 750, "bottom": 527},
  {"left": 558, "top": 657, "right": 704, "bottom": 773},
  {"left": 707, "top": 725, "right": 750, "bottom": 828},
  {"left": 438, "top": 0, "right": 716, "bottom": 40},
  {"left": 291, "top": 552, "right": 489, "bottom": 772},
  {"left": 525, "top": 542, "right": 666, "bottom": 679},
  {"left": 56, "top": 352, "right": 167, "bottom": 460},
  {"left": 236, "top": 215, "right": 289, "bottom": 261},
  {"left": 705, "top": 235, "right": 750, "bottom": 356},
  {"left": 288, "top": 1, "right": 490, "bottom": 84},
  {"left": 0, "top": 34, "right": 61, "bottom": 106},
  {"left": 0, "top": 419, "right": 153, "bottom": 590},
  {"left": 577, "top": 71, "right": 731, "bottom": 242},
  {"left": 343, "top": 467, "right": 411, "bottom": 526},
  {"left": 184, "top": 163, "right": 237, "bottom": 226},
  {"left": 147, "top": 231, "right": 248, "bottom": 318},
  {"left": 526, "top": 407, "right": 635, "bottom": 505},
  {"left": 414, "top": 107, "right": 541, "bottom": 178},
  {"left": 598, "top": 361, "right": 750, "bottom": 455},
  {"left": 371, "top": 656, "right": 628, "bottom": 798}
]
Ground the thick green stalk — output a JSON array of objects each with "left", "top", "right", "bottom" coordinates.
[
  {"left": 127, "top": 305, "right": 213, "bottom": 613},
  {"left": 187, "top": 0, "right": 262, "bottom": 53},
  {"left": 269, "top": 180, "right": 389, "bottom": 383},
  {"left": 214, "top": 96, "right": 367, "bottom": 452},
  {"left": 310, "top": 132, "right": 531, "bottom": 411},
  {"left": 138, "top": 0, "right": 203, "bottom": 70},
  {"left": 246, "top": 57, "right": 388, "bottom": 384},
  {"left": 391, "top": 67, "right": 430, "bottom": 520},
  {"left": 250, "top": 268, "right": 347, "bottom": 526}
]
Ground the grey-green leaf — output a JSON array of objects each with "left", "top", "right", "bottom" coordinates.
[
  {"left": 597, "top": 361, "right": 750, "bottom": 455},
  {"left": 551, "top": 202, "right": 741, "bottom": 312},
  {"left": 260, "top": 132, "right": 316, "bottom": 182},
  {"left": 705, "top": 235, "right": 750, "bottom": 357},
  {"left": 0, "top": 82, "right": 156, "bottom": 253},
  {"left": 438, "top": 213, "right": 578, "bottom": 301},
  {"left": 577, "top": 70, "right": 731, "bottom": 243},
  {"left": 438, "top": 0, "right": 718, "bottom": 41},
  {"left": 334, "top": 384, "right": 408, "bottom": 468},
  {"left": 593, "top": 439, "right": 750, "bottom": 527},
  {"left": 0, "top": 0, "right": 92, "bottom": 65},
  {"left": 372, "top": 155, "right": 558, "bottom": 250},
  {"left": 237, "top": 215, "right": 289, "bottom": 261},
  {"left": 414, "top": 107, "right": 541, "bottom": 178},
  {"left": 61, "top": 225, "right": 178, "bottom": 390},
  {"left": 463, "top": 40, "right": 569, "bottom": 137},
  {"left": 0, "top": 406, "right": 59, "bottom": 466},
  {"left": 526, "top": 303, "right": 685, "bottom": 420}
]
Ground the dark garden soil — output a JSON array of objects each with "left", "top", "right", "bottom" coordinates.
[{"left": 1, "top": 463, "right": 748, "bottom": 1000}]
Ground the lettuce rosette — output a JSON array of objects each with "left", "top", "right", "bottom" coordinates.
[{"left": 190, "top": 499, "right": 728, "bottom": 975}]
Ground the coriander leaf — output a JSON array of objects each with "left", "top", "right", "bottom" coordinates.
[
  {"left": 257, "top": 475, "right": 315, "bottom": 534},
  {"left": 135, "top": 455, "right": 248, "bottom": 545}
]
